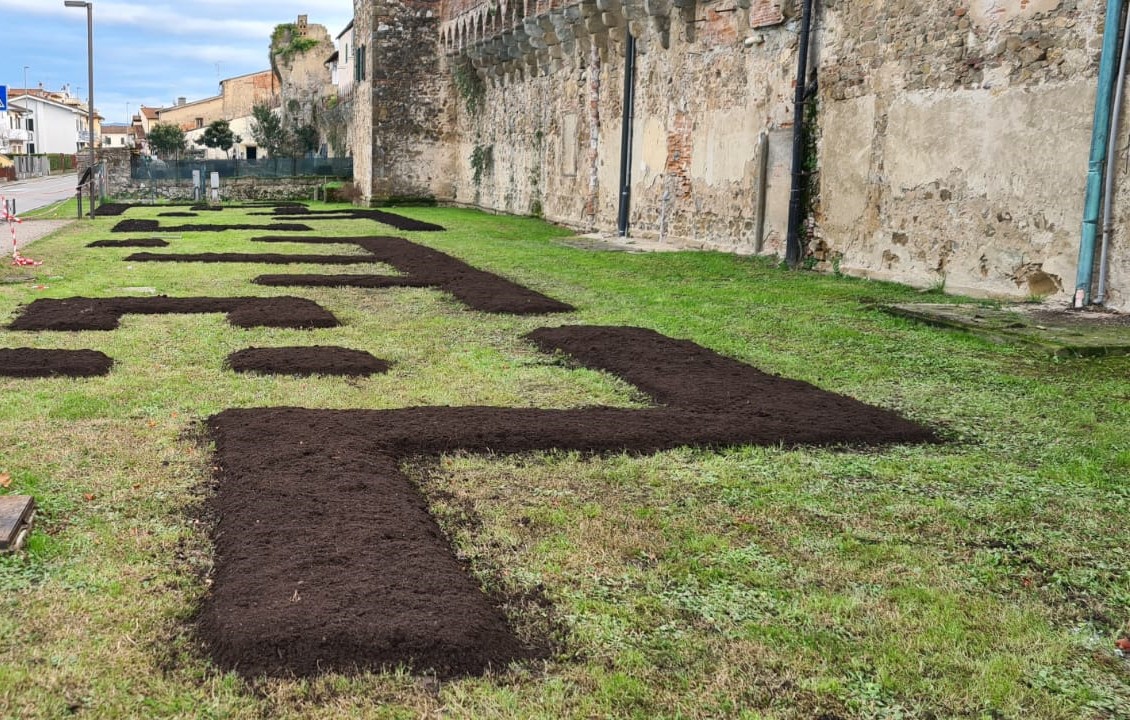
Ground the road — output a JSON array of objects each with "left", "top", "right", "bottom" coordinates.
[{"left": 0, "top": 173, "right": 79, "bottom": 215}]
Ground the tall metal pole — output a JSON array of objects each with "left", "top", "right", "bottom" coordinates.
[
  {"left": 22, "top": 66, "right": 29, "bottom": 156},
  {"left": 66, "top": 1, "right": 95, "bottom": 218},
  {"left": 85, "top": 3, "right": 95, "bottom": 219}
]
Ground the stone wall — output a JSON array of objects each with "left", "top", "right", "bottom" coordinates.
[
  {"left": 107, "top": 175, "right": 326, "bottom": 202},
  {"left": 442, "top": 0, "right": 798, "bottom": 252},
  {"left": 370, "top": 0, "right": 449, "bottom": 200},
  {"left": 422, "top": 0, "right": 1127, "bottom": 309},
  {"left": 351, "top": 0, "right": 376, "bottom": 201},
  {"left": 272, "top": 22, "right": 336, "bottom": 131}
]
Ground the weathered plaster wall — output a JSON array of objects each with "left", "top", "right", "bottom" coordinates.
[
  {"left": 816, "top": 0, "right": 1114, "bottom": 307},
  {"left": 221, "top": 71, "right": 279, "bottom": 121},
  {"left": 158, "top": 96, "right": 224, "bottom": 133}
]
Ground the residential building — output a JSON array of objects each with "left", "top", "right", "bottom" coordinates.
[
  {"left": 329, "top": 20, "right": 355, "bottom": 99},
  {"left": 100, "top": 123, "right": 131, "bottom": 149},
  {"left": 0, "top": 105, "right": 31, "bottom": 155},
  {"left": 8, "top": 87, "right": 101, "bottom": 155},
  {"left": 160, "top": 70, "right": 280, "bottom": 160}
]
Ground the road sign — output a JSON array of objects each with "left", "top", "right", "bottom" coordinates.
[{"left": 0, "top": 86, "right": 8, "bottom": 112}]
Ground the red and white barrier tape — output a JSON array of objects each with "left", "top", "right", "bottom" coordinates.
[{"left": 1, "top": 195, "right": 42, "bottom": 267}]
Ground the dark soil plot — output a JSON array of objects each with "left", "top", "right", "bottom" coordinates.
[
  {"left": 111, "top": 219, "right": 313, "bottom": 233},
  {"left": 8, "top": 296, "right": 338, "bottom": 331},
  {"left": 227, "top": 346, "right": 390, "bottom": 377},
  {"left": 251, "top": 235, "right": 573, "bottom": 315},
  {"left": 262, "top": 207, "right": 446, "bottom": 232},
  {"left": 87, "top": 238, "right": 170, "bottom": 248},
  {"left": 0, "top": 348, "right": 113, "bottom": 377},
  {"left": 127, "top": 252, "right": 388, "bottom": 265},
  {"left": 201, "top": 325, "right": 934, "bottom": 679},
  {"left": 95, "top": 202, "right": 196, "bottom": 216},
  {"left": 93, "top": 203, "right": 135, "bottom": 216},
  {"left": 157, "top": 212, "right": 199, "bottom": 218}
]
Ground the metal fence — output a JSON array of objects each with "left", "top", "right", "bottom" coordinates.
[{"left": 130, "top": 156, "right": 353, "bottom": 181}]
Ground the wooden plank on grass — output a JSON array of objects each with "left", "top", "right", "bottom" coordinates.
[{"left": 0, "top": 496, "right": 35, "bottom": 552}]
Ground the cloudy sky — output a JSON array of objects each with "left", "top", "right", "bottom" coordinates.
[{"left": 0, "top": 0, "right": 353, "bottom": 124}]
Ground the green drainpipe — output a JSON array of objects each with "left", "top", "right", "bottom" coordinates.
[{"left": 1076, "top": 0, "right": 1126, "bottom": 308}]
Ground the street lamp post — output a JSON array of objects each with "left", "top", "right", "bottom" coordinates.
[
  {"left": 22, "top": 66, "right": 30, "bottom": 156},
  {"left": 64, "top": 0, "right": 95, "bottom": 219}
]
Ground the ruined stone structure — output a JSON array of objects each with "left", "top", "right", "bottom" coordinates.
[
  {"left": 348, "top": 0, "right": 1130, "bottom": 311},
  {"left": 271, "top": 18, "right": 336, "bottom": 139}
]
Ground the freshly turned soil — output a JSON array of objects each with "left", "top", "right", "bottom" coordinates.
[
  {"left": 200, "top": 325, "right": 935, "bottom": 679},
  {"left": 250, "top": 235, "right": 573, "bottom": 315},
  {"left": 111, "top": 219, "right": 312, "bottom": 233},
  {"left": 87, "top": 238, "right": 169, "bottom": 248},
  {"left": 127, "top": 252, "right": 386, "bottom": 265},
  {"left": 93, "top": 203, "right": 135, "bottom": 216},
  {"left": 8, "top": 296, "right": 338, "bottom": 331},
  {"left": 0, "top": 348, "right": 113, "bottom": 377},
  {"left": 158, "top": 211, "right": 199, "bottom": 218},
  {"left": 262, "top": 207, "right": 446, "bottom": 231},
  {"left": 227, "top": 346, "right": 390, "bottom": 377}
]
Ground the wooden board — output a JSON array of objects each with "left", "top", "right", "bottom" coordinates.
[{"left": 0, "top": 496, "right": 35, "bottom": 552}]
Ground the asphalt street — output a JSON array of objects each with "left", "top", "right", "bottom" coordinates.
[{"left": 0, "top": 173, "right": 80, "bottom": 215}]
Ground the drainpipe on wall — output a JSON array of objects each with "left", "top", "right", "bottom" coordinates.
[
  {"left": 617, "top": 33, "right": 637, "bottom": 237},
  {"left": 1075, "top": 0, "right": 1126, "bottom": 307},
  {"left": 1097, "top": 3, "right": 1130, "bottom": 305},
  {"left": 785, "top": 0, "right": 816, "bottom": 268}
]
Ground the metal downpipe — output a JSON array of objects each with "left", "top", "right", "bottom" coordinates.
[
  {"left": 785, "top": 0, "right": 816, "bottom": 268},
  {"left": 617, "top": 34, "right": 637, "bottom": 237},
  {"left": 1097, "top": 3, "right": 1130, "bottom": 305},
  {"left": 1076, "top": 0, "right": 1126, "bottom": 307}
]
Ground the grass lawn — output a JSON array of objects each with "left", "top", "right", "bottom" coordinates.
[{"left": 0, "top": 204, "right": 1127, "bottom": 718}]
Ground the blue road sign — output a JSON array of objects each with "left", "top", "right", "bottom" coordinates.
[{"left": 0, "top": 86, "right": 8, "bottom": 112}]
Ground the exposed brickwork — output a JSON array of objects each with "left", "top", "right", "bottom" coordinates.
[
  {"left": 665, "top": 111, "right": 693, "bottom": 200},
  {"left": 749, "top": 0, "right": 785, "bottom": 29}
]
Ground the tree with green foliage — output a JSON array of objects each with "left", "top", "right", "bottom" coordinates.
[
  {"left": 196, "top": 119, "right": 242, "bottom": 157},
  {"left": 248, "top": 103, "right": 290, "bottom": 158},
  {"left": 291, "top": 123, "right": 320, "bottom": 157},
  {"left": 148, "top": 122, "right": 186, "bottom": 160}
]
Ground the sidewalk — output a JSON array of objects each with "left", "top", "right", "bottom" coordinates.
[{"left": 1, "top": 219, "right": 74, "bottom": 256}]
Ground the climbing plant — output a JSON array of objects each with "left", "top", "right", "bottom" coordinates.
[
  {"left": 452, "top": 63, "right": 486, "bottom": 115},
  {"left": 470, "top": 143, "right": 494, "bottom": 186},
  {"left": 272, "top": 23, "right": 320, "bottom": 63}
]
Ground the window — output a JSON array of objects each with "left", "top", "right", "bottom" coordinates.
[
  {"left": 354, "top": 45, "right": 367, "bottom": 81},
  {"left": 26, "top": 118, "right": 34, "bottom": 132},
  {"left": 196, "top": 117, "right": 204, "bottom": 129}
]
